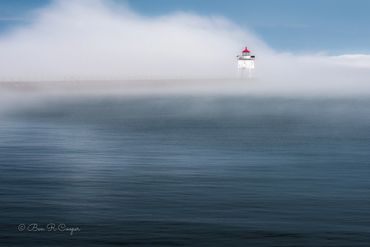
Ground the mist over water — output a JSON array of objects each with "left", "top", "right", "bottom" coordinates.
[
  {"left": 0, "top": 0, "right": 257, "bottom": 80},
  {"left": 0, "top": 0, "right": 369, "bottom": 95},
  {"left": 1, "top": 1, "right": 370, "bottom": 246}
]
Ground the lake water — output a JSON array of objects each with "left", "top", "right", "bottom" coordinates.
[{"left": 1, "top": 95, "right": 370, "bottom": 246}]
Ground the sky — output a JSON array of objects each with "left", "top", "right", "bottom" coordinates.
[
  {"left": 0, "top": 0, "right": 370, "bottom": 54},
  {"left": 0, "top": 0, "right": 369, "bottom": 95}
]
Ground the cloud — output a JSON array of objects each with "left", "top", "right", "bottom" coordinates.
[
  {"left": 0, "top": 0, "right": 369, "bottom": 95},
  {"left": 0, "top": 0, "right": 269, "bottom": 80}
]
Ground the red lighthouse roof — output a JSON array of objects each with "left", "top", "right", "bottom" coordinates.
[{"left": 242, "top": 47, "right": 251, "bottom": 53}]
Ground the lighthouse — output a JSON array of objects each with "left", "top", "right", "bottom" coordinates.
[{"left": 237, "top": 46, "right": 255, "bottom": 78}]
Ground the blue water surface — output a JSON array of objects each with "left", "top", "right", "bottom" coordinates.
[{"left": 1, "top": 96, "right": 370, "bottom": 246}]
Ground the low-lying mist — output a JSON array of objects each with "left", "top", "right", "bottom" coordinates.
[{"left": 0, "top": 0, "right": 369, "bottom": 96}]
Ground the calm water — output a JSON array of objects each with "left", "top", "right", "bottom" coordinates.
[{"left": 1, "top": 95, "right": 370, "bottom": 246}]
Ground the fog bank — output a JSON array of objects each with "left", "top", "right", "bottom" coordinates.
[{"left": 0, "top": 0, "right": 369, "bottom": 95}]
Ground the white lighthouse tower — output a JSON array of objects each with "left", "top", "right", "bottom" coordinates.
[{"left": 237, "top": 46, "right": 255, "bottom": 78}]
